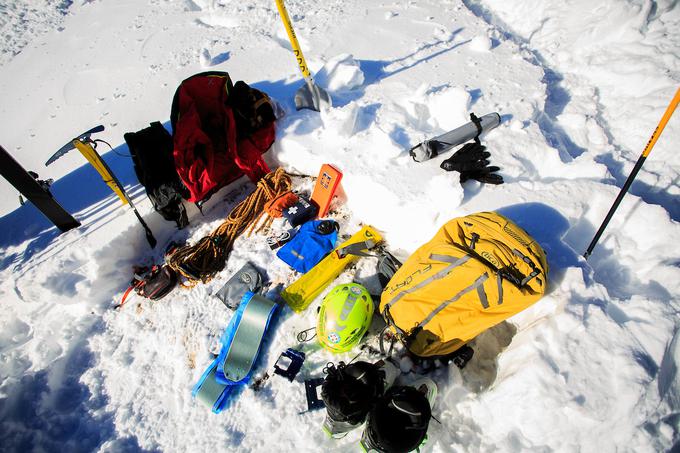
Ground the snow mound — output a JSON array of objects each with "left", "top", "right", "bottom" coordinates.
[{"left": 316, "top": 54, "right": 365, "bottom": 92}]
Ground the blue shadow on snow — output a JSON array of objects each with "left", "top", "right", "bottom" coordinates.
[
  {"left": 0, "top": 318, "right": 158, "bottom": 453},
  {"left": 496, "top": 202, "right": 585, "bottom": 288},
  {"left": 0, "top": 133, "right": 158, "bottom": 271}
]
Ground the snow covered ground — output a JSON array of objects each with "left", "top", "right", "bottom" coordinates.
[{"left": 1, "top": 0, "right": 679, "bottom": 451}]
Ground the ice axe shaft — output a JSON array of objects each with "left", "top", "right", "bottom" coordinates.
[
  {"left": 274, "top": 0, "right": 332, "bottom": 111},
  {"left": 47, "top": 126, "right": 157, "bottom": 248},
  {"left": 584, "top": 87, "right": 680, "bottom": 259},
  {"left": 72, "top": 140, "right": 157, "bottom": 249}
]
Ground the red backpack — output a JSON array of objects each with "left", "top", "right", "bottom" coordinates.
[{"left": 170, "top": 71, "right": 275, "bottom": 203}]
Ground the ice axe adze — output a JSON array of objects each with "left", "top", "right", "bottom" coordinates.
[
  {"left": 46, "top": 125, "right": 157, "bottom": 248},
  {"left": 584, "top": 87, "right": 679, "bottom": 259},
  {"left": 275, "top": 0, "right": 332, "bottom": 111}
]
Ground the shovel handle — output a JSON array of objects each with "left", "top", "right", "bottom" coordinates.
[{"left": 275, "top": 0, "right": 312, "bottom": 80}]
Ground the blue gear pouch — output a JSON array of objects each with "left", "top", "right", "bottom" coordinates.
[{"left": 277, "top": 220, "right": 338, "bottom": 273}]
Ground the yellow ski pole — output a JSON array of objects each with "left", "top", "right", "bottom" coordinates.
[{"left": 584, "top": 87, "right": 680, "bottom": 259}]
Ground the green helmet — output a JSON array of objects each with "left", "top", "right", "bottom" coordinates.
[{"left": 318, "top": 283, "right": 374, "bottom": 353}]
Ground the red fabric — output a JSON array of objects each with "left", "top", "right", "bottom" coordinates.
[{"left": 172, "top": 74, "right": 273, "bottom": 202}]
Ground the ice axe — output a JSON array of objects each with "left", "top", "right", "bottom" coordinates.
[
  {"left": 275, "top": 0, "right": 332, "bottom": 111},
  {"left": 46, "top": 125, "right": 157, "bottom": 248}
]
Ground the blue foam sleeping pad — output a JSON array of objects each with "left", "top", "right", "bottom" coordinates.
[{"left": 192, "top": 291, "right": 278, "bottom": 413}]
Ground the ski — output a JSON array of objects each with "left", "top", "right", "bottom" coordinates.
[{"left": 0, "top": 145, "right": 80, "bottom": 232}]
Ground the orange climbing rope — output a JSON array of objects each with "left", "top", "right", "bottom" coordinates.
[{"left": 167, "top": 168, "right": 292, "bottom": 286}]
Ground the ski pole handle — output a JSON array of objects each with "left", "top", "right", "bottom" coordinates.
[{"left": 275, "top": 0, "right": 312, "bottom": 80}]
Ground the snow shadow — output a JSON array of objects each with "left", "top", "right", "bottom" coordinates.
[
  {"left": 497, "top": 202, "right": 584, "bottom": 287},
  {"left": 596, "top": 153, "right": 680, "bottom": 222},
  {"left": 0, "top": 320, "right": 155, "bottom": 453},
  {"left": 463, "top": 321, "right": 517, "bottom": 392},
  {"left": 462, "top": 0, "right": 587, "bottom": 162},
  {"left": 564, "top": 211, "right": 674, "bottom": 306},
  {"left": 318, "top": 31, "right": 471, "bottom": 109},
  {"left": 0, "top": 135, "right": 155, "bottom": 262},
  {"left": 534, "top": 66, "right": 587, "bottom": 164}
]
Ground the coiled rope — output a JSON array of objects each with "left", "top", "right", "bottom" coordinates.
[{"left": 167, "top": 168, "right": 292, "bottom": 286}]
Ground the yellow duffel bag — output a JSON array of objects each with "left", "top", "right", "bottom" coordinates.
[{"left": 379, "top": 212, "right": 549, "bottom": 358}]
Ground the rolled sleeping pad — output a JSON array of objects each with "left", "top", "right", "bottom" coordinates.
[{"left": 410, "top": 112, "right": 501, "bottom": 162}]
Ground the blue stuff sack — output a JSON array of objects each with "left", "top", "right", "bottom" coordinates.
[{"left": 277, "top": 220, "right": 339, "bottom": 273}]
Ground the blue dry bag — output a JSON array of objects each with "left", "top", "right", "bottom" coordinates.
[{"left": 277, "top": 220, "right": 338, "bottom": 273}]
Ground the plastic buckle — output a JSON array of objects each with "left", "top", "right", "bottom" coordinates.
[
  {"left": 273, "top": 348, "right": 306, "bottom": 382},
  {"left": 303, "top": 378, "right": 326, "bottom": 412}
]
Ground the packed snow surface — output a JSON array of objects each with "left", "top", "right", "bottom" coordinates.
[{"left": 1, "top": 0, "right": 679, "bottom": 452}]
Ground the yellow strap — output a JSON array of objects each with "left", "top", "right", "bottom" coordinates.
[
  {"left": 274, "top": 0, "right": 311, "bottom": 80},
  {"left": 73, "top": 140, "right": 128, "bottom": 205},
  {"left": 642, "top": 87, "right": 680, "bottom": 158}
]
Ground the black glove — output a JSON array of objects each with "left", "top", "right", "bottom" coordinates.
[{"left": 440, "top": 142, "right": 504, "bottom": 185}]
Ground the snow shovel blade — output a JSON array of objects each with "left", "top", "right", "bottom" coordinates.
[
  {"left": 294, "top": 80, "right": 332, "bottom": 111},
  {"left": 46, "top": 124, "right": 106, "bottom": 166}
]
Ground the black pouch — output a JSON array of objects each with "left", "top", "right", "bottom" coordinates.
[
  {"left": 376, "top": 250, "right": 403, "bottom": 289},
  {"left": 136, "top": 265, "right": 178, "bottom": 300},
  {"left": 214, "top": 262, "right": 263, "bottom": 309},
  {"left": 282, "top": 196, "right": 319, "bottom": 228}
]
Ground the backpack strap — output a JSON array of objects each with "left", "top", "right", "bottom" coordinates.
[
  {"left": 382, "top": 254, "right": 471, "bottom": 313},
  {"left": 116, "top": 285, "right": 138, "bottom": 309},
  {"left": 470, "top": 112, "right": 483, "bottom": 145}
]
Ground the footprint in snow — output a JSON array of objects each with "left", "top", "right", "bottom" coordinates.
[{"left": 200, "top": 48, "right": 230, "bottom": 67}]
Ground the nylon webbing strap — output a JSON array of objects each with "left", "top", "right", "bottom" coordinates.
[
  {"left": 335, "top": 239, "right": 377, "bottom": 258},
  {"left": 417, "top": 273, "right": 489, "bottom": 329},
  {"left": 477, "top": 284, "right": 489, "bottom": 309},
  {"left": 512, "top": 248, "right": 541, "bottom": 287},
  {"left": 221, "top": 294, "right": 278, "bottom": 382},
  {"left": 470, "top": 112, "right": 483, "bottom": 145},
  {"left": 383, "top": 254, "right": 470, "bottom": 312},
  {"left": 497, "top": 272, "right": 503, "bottom": 305}
]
